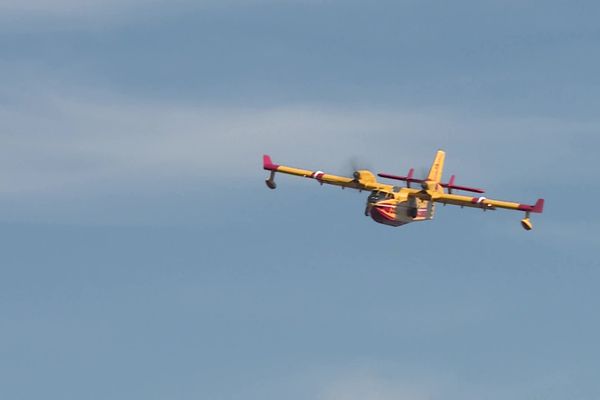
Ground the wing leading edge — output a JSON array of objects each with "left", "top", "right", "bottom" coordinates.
[
  {"left": 263, "top": 154, "right": 391, "bottom": 192},
  {"left": 430, "top": 192, "right": 544, "bottom": 213}
]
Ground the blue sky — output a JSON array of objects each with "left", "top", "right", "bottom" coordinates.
[{"left": 0, "top": 1, "right": 599, "bottom": 399}]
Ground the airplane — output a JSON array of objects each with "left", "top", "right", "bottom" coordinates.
[{"left": 262, "top": 150, "right": 544, "bottom": 230}]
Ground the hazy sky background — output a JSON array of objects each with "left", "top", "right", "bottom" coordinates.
[{"left": 0, "top": 1, "right": 599, "bottom": 399}]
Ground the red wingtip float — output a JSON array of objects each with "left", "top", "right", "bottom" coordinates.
[{"left": 263, "top": 150, "right": 544, "bottom": 230}]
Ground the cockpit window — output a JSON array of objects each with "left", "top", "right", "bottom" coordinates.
[{"left": 368, "top": 191, "right": 394, "bottom": 202}]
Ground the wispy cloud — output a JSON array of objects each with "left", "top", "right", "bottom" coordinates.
[
  {"left": 0, "top": 0, "right": 152, "bottom": 23},
  {"left": 0, "top": 0, "right": 252, "bottom": 15},
  {"left": 0, "top": 0, "right": 323, "bottom": 28},
  {"left": 0, "top": 88, "right": 594, "bottom": 196},
  {"left": 313, "top": 364, "right": 573, "bottom": 400},
  {"left": 318, "top": 372, "right": 431, "bottom": 400},
  {"left": 0, "top": 1, "right": 224, "bottom": 32}
]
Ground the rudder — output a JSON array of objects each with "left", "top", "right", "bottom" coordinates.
[{"left": 426, "top": 150, "right": 445, "bottom": 183}]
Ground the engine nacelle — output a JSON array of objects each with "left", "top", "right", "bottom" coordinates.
[{"left": 353, "top": 170, "right": 378, "bottom": 186}]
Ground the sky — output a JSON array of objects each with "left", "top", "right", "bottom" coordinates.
[{"left": 0, "top": 1, "right": 599, "bottom": 399}]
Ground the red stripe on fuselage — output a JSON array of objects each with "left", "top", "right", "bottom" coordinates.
[{"left": 370, "top": 205, "right": 407, "bottom": 227}]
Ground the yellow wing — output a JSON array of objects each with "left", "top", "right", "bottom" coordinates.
[
  {"left": 410, "top": 190, "right": 544, "bottom": 213},
  {"left": 438, "top": 193, "right": 543, "bottom": 213},
  {"left": 409, "top": 189, "right": 544, "bottom": 229},
  {"left": 410, "top": 191, "right": 544, "bottom": 230},
  {"left": 263, "top": 155, "right": 392, "bottom": 192}
]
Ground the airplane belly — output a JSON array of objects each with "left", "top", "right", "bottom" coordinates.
[
  {"left": 369, "top": 206, "right": 408, "bottom": 227},
  {"left": 369, "top": 201, "right": 435, "bottom": 227}
]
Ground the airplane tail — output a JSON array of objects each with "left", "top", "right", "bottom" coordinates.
[{"left": 426, "top": 150, "right": 446, "bottom": 183}]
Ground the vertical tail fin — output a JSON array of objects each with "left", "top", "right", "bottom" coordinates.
[{"left": 426, "top": 150, "right": 446, "bottom": 183}]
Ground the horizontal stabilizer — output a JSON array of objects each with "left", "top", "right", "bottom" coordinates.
[
  {"left": 378, "top": 170, "right": 425, "bottom": 185},
  {"left": 379, "top": 171, "right": 484, "bottom": 193},
  {"left": 441, "top": 175, "right": 485, "bottom": 194},
  {"left": 442, "top": 183, "right": 485, "bottom": 193}
]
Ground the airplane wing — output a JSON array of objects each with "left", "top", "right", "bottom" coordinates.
[
  {"left": 411, "top": 191, "right": 545, "bottom": 214},
  {"left": 263, "top": 155, "right": 392, "bottom": 192}
]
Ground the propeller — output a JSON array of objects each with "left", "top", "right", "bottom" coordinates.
[{"left": 345, "top": 156, "right": 371, "bottom": 175}]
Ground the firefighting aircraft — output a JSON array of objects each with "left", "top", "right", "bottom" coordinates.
[{"left": 263, "top": 150, "right": 544, "bottom": 230}]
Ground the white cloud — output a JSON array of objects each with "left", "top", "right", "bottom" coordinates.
[
  {"left": 0, "top": 0, "right": 228, "bottom": 14},
  {"left": 318, "top": 372, "right": 431, "bottom": 400},
  {"left": 0, "top": 0, "right": 323, "bottom": 26},
  {"left": 313, "top": 365, "right": 575, "bottom": 400},
  {"left": 0, "top": 0, "right": 145, "bottom": 21},
  {"left": 0, "top": 89, "right": 594, "bottom": 197}
]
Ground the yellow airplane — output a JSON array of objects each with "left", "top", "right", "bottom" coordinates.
[{"left": 263, "top": 150, "right": 544, "bottom": 230}]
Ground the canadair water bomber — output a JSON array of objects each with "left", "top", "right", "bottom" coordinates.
[{"left": 263, "top": 150, "right": 544, "bottom": 230}]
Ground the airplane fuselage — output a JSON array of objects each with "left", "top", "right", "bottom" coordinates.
[{"left": 366, "top": 189, "right": 435, "bottom": 227}]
